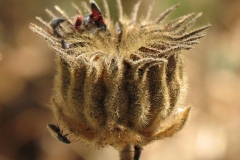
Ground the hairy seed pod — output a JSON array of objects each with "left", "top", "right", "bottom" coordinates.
[{"left": 30, "top": 0, "right": 210, "bottom": 150}]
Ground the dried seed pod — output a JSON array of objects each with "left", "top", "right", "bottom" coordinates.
[{"left": 30, "top": 0, "right": 210, "bottom": 150}]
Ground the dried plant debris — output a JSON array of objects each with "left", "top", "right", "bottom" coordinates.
[
  {"left": 30, "top": 0, "right": 210, "bottom": 150},
  {"left": 46, "top": 124, "right": 71, "bottom": 144}
]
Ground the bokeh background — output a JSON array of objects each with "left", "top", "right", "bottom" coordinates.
[{"left": 0, "top": 0, "right": 240, "bottom": 159}]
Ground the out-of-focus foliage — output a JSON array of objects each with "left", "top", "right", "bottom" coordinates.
[{"left": 0, "top": 0, "right": 239, "bottom": 160}]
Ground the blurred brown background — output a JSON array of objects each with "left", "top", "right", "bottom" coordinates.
[{"left": 0, "top": 0, "right": 240, "bottom": 160}]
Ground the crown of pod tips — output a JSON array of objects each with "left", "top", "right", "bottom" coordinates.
[{"left": 50, "top": 0, "right": 107, "bottom": 33}]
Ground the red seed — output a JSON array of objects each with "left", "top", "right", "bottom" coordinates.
[{"left": 74, "top": 15, "right": 83, "bottom": 29}]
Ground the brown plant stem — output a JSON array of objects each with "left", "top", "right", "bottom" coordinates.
[
  {"left": 134, "top": 146, "right": 142, "bottom": 160},
  {"left": 120, "top": 145, "right": 134, "bottom": 160},
  {"left": 119, "top": 145, "right": 142, "bottom": 160}
]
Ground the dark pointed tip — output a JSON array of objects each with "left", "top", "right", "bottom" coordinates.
[
  {"left": 90, "top": 0, "right": 101, "bottom": 11},
  {"left": 47, "top": 124, "right": 60, "bottom": 132},
  {"left": 50, "top": 18, "right": 66, "bottom": 29},
  {"left": 90, "top": 0, "right": 96, "bottom": 5},
  {"left": 47, "top": 124, "right": 54, "bottom": 127},
  {"left": 52, "top": 18, "right": 66, "bottom": 23}
]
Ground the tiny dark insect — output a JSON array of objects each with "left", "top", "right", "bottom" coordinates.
[{"left": 46, "top": 124, "right": 70, "bottom": 144}]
